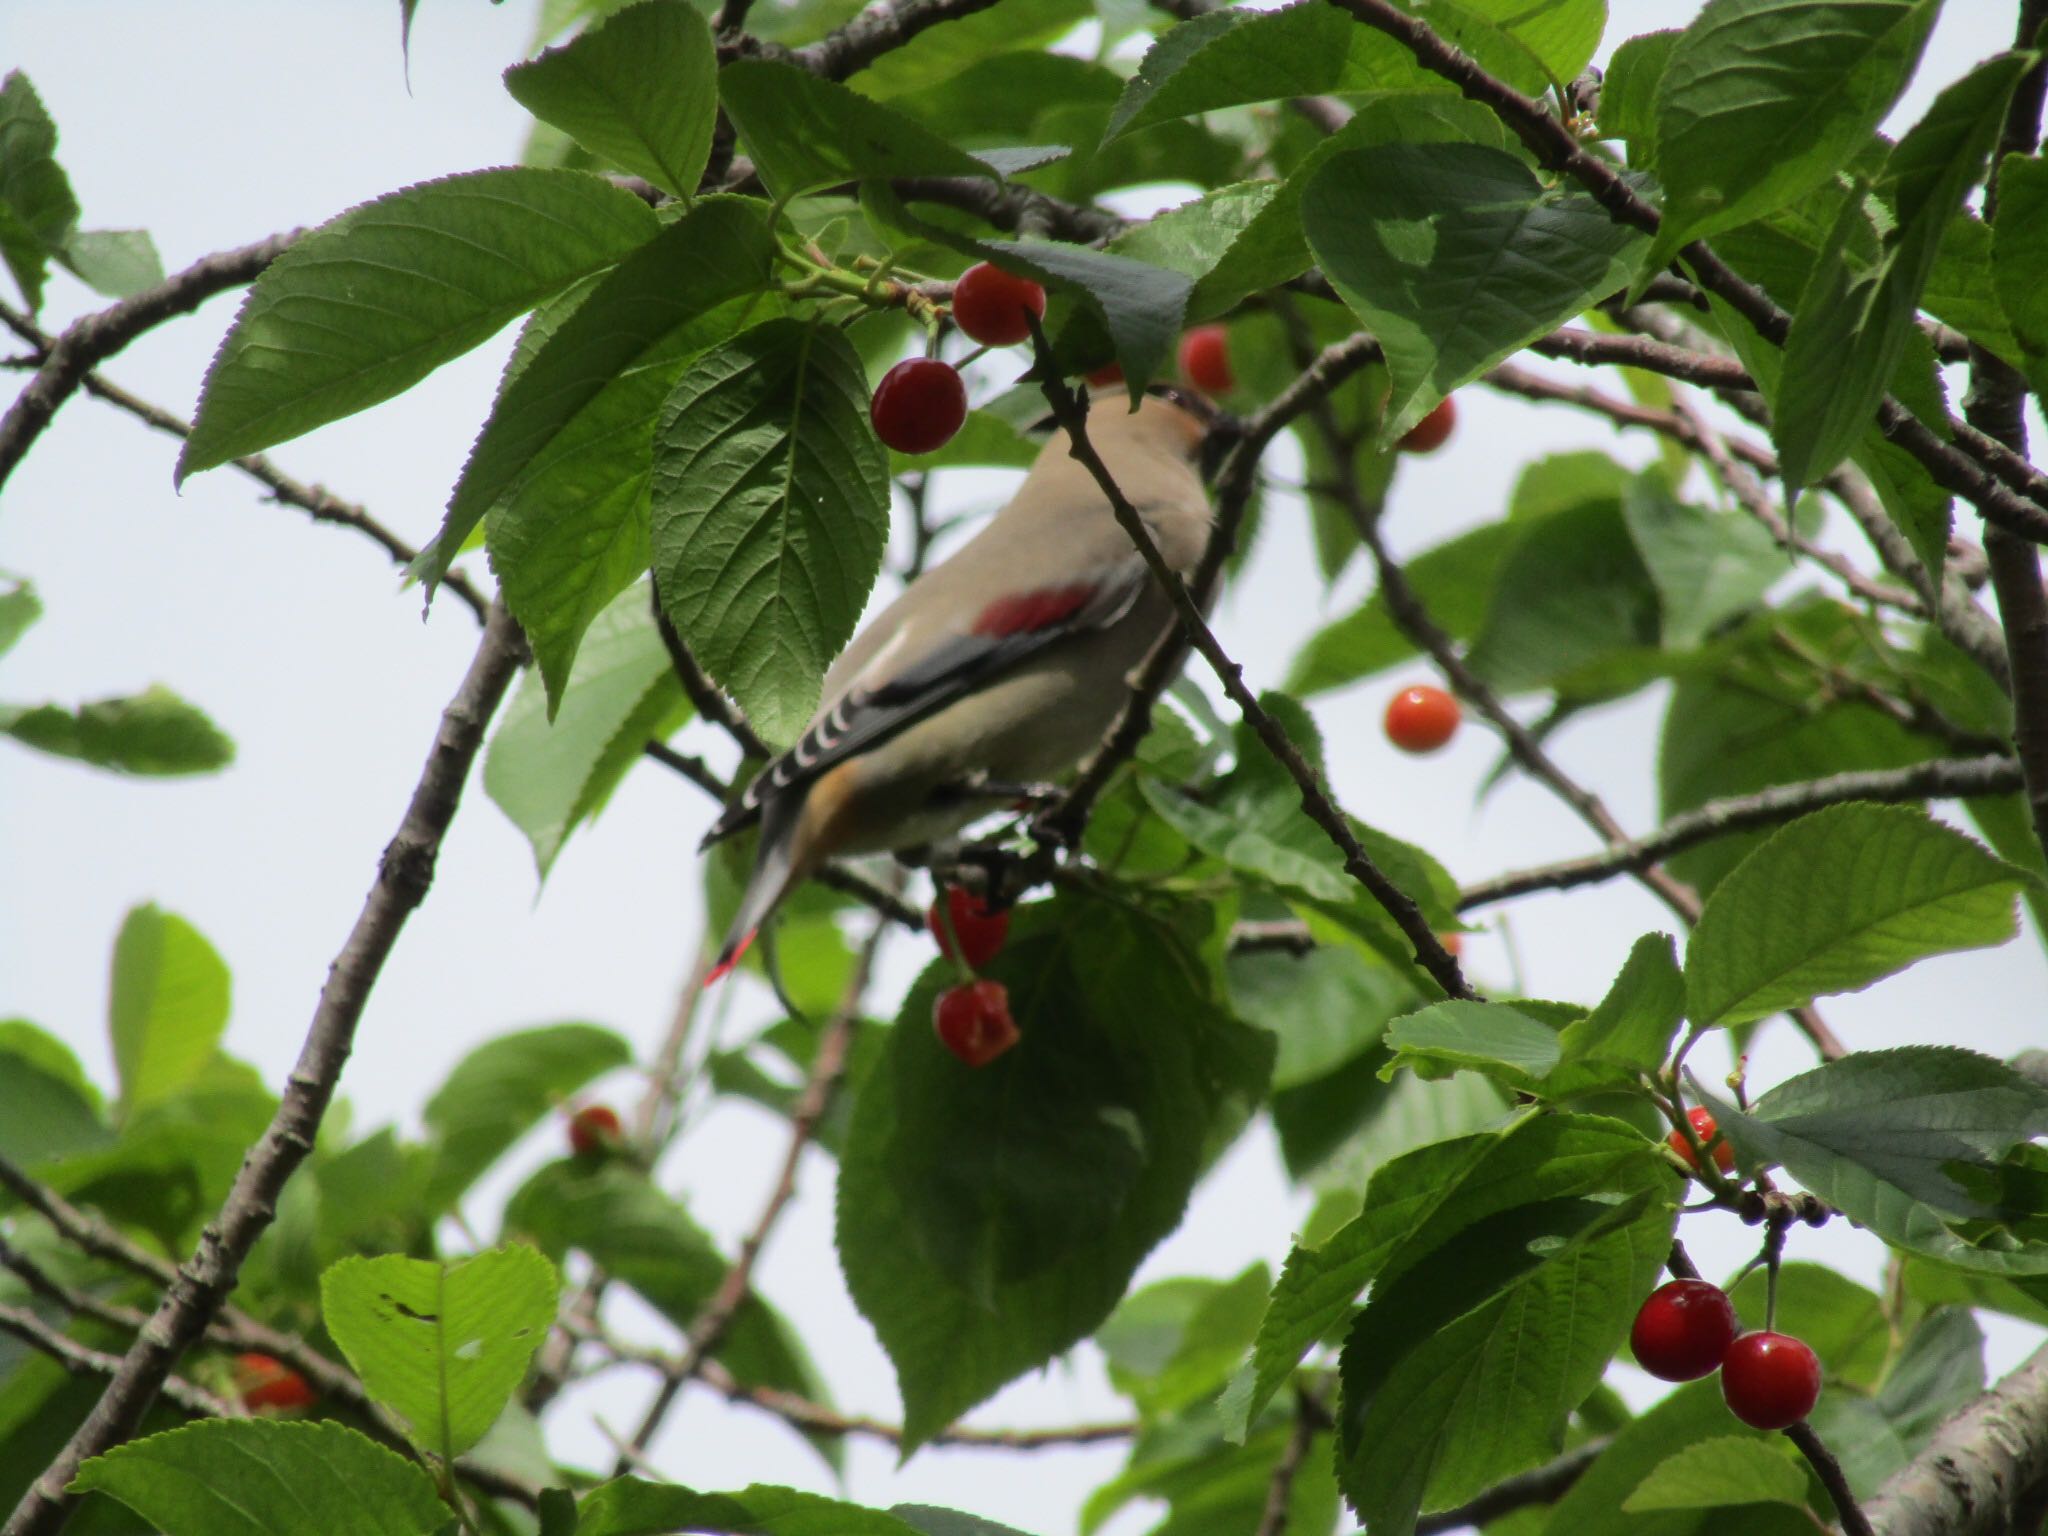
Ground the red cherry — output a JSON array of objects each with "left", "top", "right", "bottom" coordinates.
[
  {"left": 951, "top": 263, "right": 1046, "bottom": 347},
  {"left": 933, "top": 979, "right": 1019, "bottom": 1067},
  {"left": 234, "top": 1352, "right": 317, "bottom": 1412},
  {"left": 1384, "top": 685, "right": 1460, "bottom": 754},
  {"left": 928, "top": 886, "right": 1011, "bottom": 970},
  {"left": 1630, "top": 1280, "right": 1741, "bottom": 1382},
  {"left": 1399, "top": 395, "right": 1457, "bottom": 453},
  {"left": 1178, "top": 325, "right": 1234, "bottom": 394},
  {"left": 567, "top": 1103, "right": 623, "bottom": 1157},
  {"left": 1668, "top": 1106, "right": 1736, "bottom": 1175},
  {"left": 1085, "top": 360, "right": 1124, "bottom": 387},
  {"left": 1438, "top": 931, "right": 1463, "bottom": 957},
  {"left": 1722, "top": 1331, "right": 1822, "bottom": 1429},
  {"left": 871, "top": 358, "right": 967, "bottom": 455}
]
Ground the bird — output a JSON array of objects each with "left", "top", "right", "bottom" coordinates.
[{"left": 701, "top": 385, "right": 1221, "bottom": 980}]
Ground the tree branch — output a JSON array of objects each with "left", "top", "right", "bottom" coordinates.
[
  {"left": 1253, "top": 1396, "right": 1323, "bottom": 1536},
  {"left": 1787, "top": 1420, "right": 1876, "bottom": 1536},
  {"left": 1414, "top": 1438, "right": 1609, "bottom": 1534},
  {"left": 1963, "top": 0, "right": 2048, "bottom": 872},
  {"left": 1320, "top": 0, "right": 2048, "bottom": 545},
  {"left": 1023, "top": 316, "right": 1472, "bottom": 998},
  {"left": 3, "top": 604, "right": 526, "bottom": 1536},
  {"left": 791, "top": 0, "right": 1006, "bottom": 79},
  {"left": 1866, "top": 1338, "right": 2048, "bottom": 1536},
  {"left": 0, "top": 233, "right": 298, "bottom": 495},
  {"left": 0, "top": 1305, "right": 235, "bottom": 1421},
  {"left": 1458, "top": 755, "right": 2024, "bottom": 908}
]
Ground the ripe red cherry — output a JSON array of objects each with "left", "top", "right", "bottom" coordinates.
[
  {"left": 928, "top": 886, "right": 1011, "bottom": 970},
  {"left": 1178, "top": 325, "right": 1233, "bottom": 394},
  {"left": 567, "top": 1103, "right": 623, "bottom": 1157},
  {"left": 1630, "top": 1280, "right": 1741, "bottom": 1382},
  {"left": 1668, "top": 1106, "right": 1736, "bottom": 1174},
  {"left": 951, "top": 263, "right": 1046, "bottom": 347},
  {"left": 1085, "top": 360, "right": 1124, "bottom": 387},
  {"left": 1722, "top": 1331, "right": 1822, "bottom": 1429},
  {"left": 871, "top": 358, "right": 967, "bottom": 455},
  {"left": 1399, "top": 395, "right": 1457, "bottom": 453},
  {"left": 933, "top": 979, "right": 1019, "bottom": 1067},
  {"left": 1384, "top": 685, "right": 1460, "bottom": 753},
  {"left": 234, "top": 1352, "right": 317, "bottom": 1412}
]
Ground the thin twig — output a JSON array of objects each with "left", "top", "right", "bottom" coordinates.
[
  {"left": 1786, "top": 1420, "right": 1876, "bottom": 1536},
  {"left": 0, "top": 233, "right": 298, "bottom": 494},
  {"left": 1458, "top": 756, "right": 2024, "bottom": 908},
  {"left": 1253, "top": 1395, "right": 1321, "bottom": 1536},
  {"left": 1022, "top": 314, "right": 1471, "bottom": 997},
  {"left": 613, "top": 913, "right": 890, "bottom": 1473},
  {"left": 4, "top": 605, "right": 526, "bottom": 1536},
  {"left": 790, "top": 0, "right": 1006, "bottom": 79},
  {"left": 0, "top": 1306, "right": 236, "bottom": 1421},
  {"left": 1414, "top": 1438, "right": 1609, "bottom": 1534}
]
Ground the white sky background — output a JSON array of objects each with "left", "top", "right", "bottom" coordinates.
[{"left": 3, "top": 2, "right": 2045, "bottom": 1532}]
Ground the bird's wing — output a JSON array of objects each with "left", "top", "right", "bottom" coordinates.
[{"left": 698, "top": 560, "right": 1149, "bottom": 848}]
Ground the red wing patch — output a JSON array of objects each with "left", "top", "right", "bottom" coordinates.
[{"left": 971, "top": 582, "right": 1098, "bottom": 638}]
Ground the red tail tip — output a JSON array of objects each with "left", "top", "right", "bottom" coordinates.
[{"left": 707, "top": 928, "right": 758, "bottom": 986}]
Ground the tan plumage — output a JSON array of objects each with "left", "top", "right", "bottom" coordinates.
[{"left": 706, "top": 391, "right": 1215, "bottom": 975}]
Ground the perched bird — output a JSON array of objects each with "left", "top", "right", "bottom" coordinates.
[{"left": 703, "top": 386, "right": 1220, "bottom": 979}]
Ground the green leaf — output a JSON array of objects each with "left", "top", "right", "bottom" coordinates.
[
  {"left": 1623, "top": 1436, "right": 1809, "bottom": 1511},
  {"left": 837, "top": 891, "right": 1271, "bottom": 1448},
  {"left": 1727, "top": 1260, "right": 1891, "bottom": 1387},
  {"left": 1463, "top": 498, "right": 1660, "bottom": 696},
  {"left": 1923, "top": 213, "right": 2022, "bottom": 362},
  {"left": 59, "top": 228, "right": 163, "bottom": 299},
  {"left": 1104, "top": 3, "right": 1447, "bottom": 140},
  {"left": 853, "top": 0, "right": 1090, "bottom": 100},
  {"left": 1685, "top": 803, "right": 2026, "bottom": 1026},
  {"left": 1103, "top": 180, "right": 1310, "bottom": 321},
  {"left": 889, "top": 1508, "right": 1037, "bottom": 1536},
  {"left": 70, "top": 1420, "right": 447, "bottom": 1536},
  {"left": 486, "top": 582, "right": 688, "bottom": 875},
  {"left": 504, "top": 0, "right": 717, "bottom": 200},
  {"left": 491, "top": 290, "right": 781, "bottom": 705},
  {"left": 1222, "top": 1113, "right": 1664, "bottom": 1441},
  {"left": 1336, "top": 1188, "right": 1673, "bottom": 1534},
  {"left": 1080, "top": 1412, "right": 1339, "bottom": 1536},
  {"left": 719, "top": 60, "right": 993, "bottom": 201},
  {"left": 0, "top": 575, "right": 39, "bottom": 658},
  {"left": 1230, "top": 940, "right": 1416, "bottom": 1091},
  {"left": 419, "top": 196, "right": 775, "bottom": 597},
  {"left": 0, "top": 685, "right": 234, "bottom": 776},
  {"left": 1095, "top": 1264, "right": 1270, "bottom": 1416},
  {"left": 574, "top": 1480, "right": 926, "bottom": 1536},
  {"left": 420, "top": 1022, "right": 633, "bottom": 1211},
  {"left": 1547, "top": 933, "right": 1684, "bottom": 1096},
  {"left": 180, "top": 169, "right": 659, "bottom": 478},
  {"left": 649, "top": 318, "right": 889, "bottom": 746},
  {"left": 1775, "top": 51, "right": 2031, "bottom": 486},
  {"left": 1647, "top": 0, "right": 1940, "bottom": 271},
  {"left": 1382, "top": 1000, "right": 1564, "bottom": 1090},
  {"left": 1287, "top": 523, "right": 1513, "bottom": 697},
  {"left": 1621, "top": 473, "right": 1788, "bottom": 648},
  {"left": 1697, "top": 1046, "right": 2048, "bottom": 1219},
  {"left": 1303, "top": 142, "right": 1648, "bottom": 444},
  {"left": 888, "top": 407, "right": 1038, "bottom": 472},
  {"left": 0, "top": 72, "right": 80, "bottom": 313},
  {"left": 1994, "top": 152, "right": 2048, "bottom": 392},
  {"left": 0, "top": 1019, "right": 108, "bottom": 1163},
  {"left": 321, "top": 1246, "right": 559, "bottom": 1459},
  {"left": 108, "top": 904, "right": 230, "bottom": 1117},
  {"left": 1599, "top": 30, "right": 1680, "bottom": 171}
]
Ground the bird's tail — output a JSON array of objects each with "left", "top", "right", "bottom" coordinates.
[{"left": 708, "top": 793, "right": 805, "bottom": 984}]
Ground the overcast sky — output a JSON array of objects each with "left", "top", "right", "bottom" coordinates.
[{"left": 5, "top": 3, "right": 2044, "bottom": 1532}]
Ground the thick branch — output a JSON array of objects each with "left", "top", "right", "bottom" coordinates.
[
  {"left": 1866, "top": 1338, "right": 2048, "bottom": 1536},
  {"left": 4, "top": 604, "right": 525, "bottom": 1536},
  {"left": 1414, "top": 1439, "right": 1608, "bottom": 1534},
  {"left": 1459, "top": 755, "right": 2023, "bottom": 908},
  {"left": 1024, "top": 318, "right": 1472, "bottom": 997},
  {"left": 1320, "top": 0, "right": 2048, "bottom": 545},
  {"left": 0, "top": 234, "right": 298, "bottom": 494},
  {"left": 791, "top": 0, "right": 1005, "bottom": 79},
  {"left": 890, "top": 176, "right": 1126, "bottom": 244}
]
